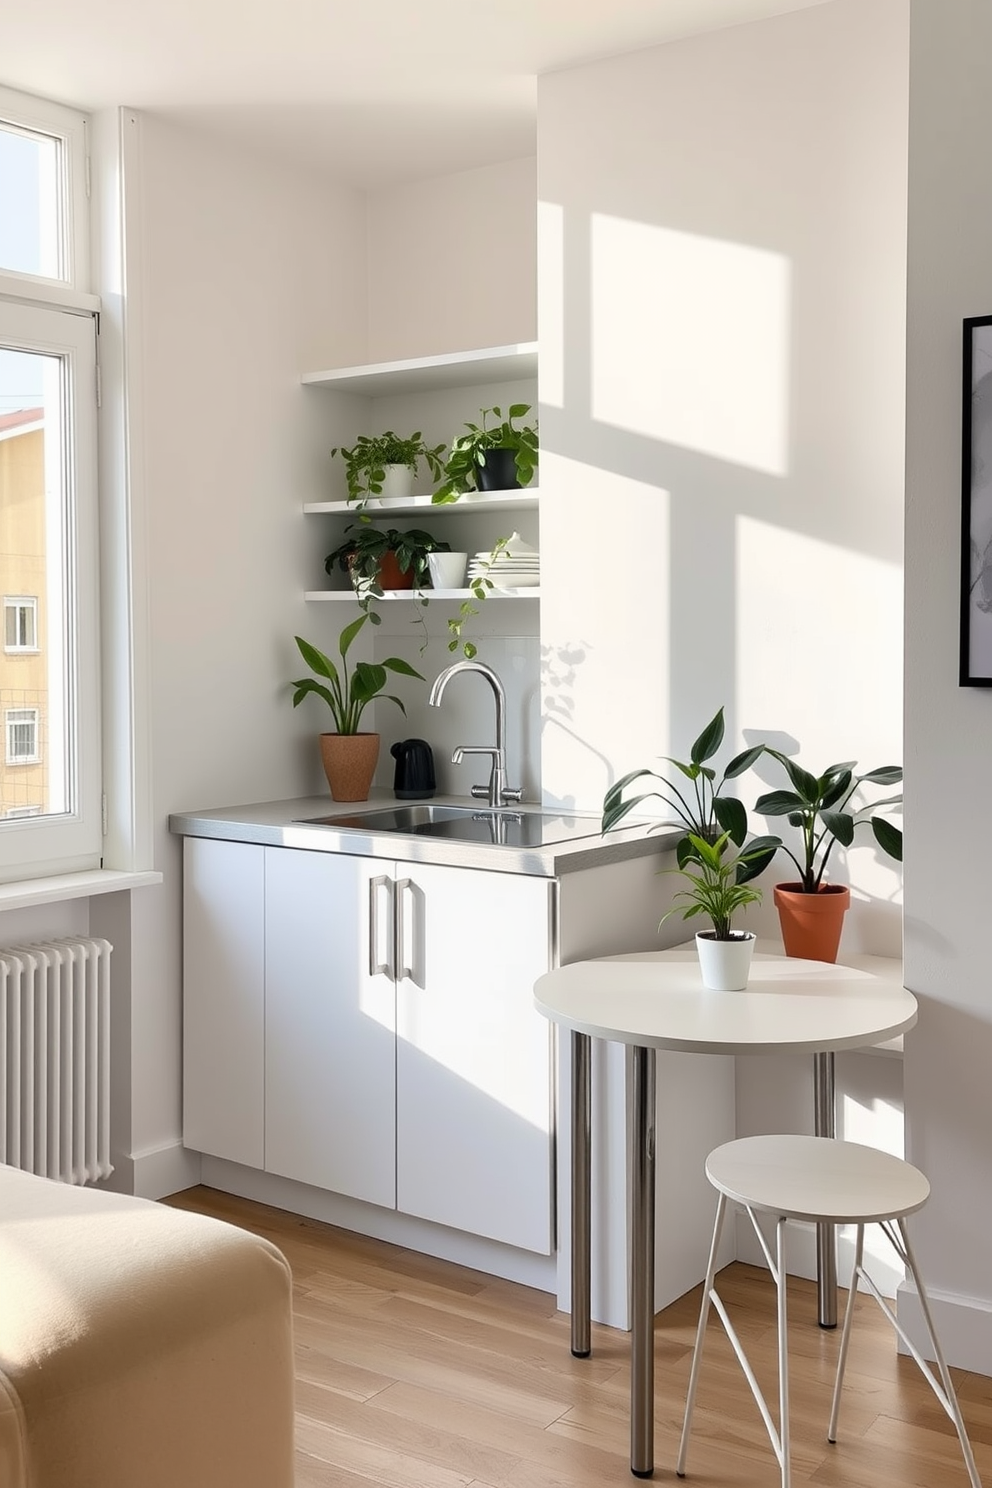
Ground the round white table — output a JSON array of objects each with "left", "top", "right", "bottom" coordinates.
[{"left": 533, "top": 947, "right": 918, "bottom": 1479}]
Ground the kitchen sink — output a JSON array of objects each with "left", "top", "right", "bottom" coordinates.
[{"left": 295, "top": 803, "right": 606, "bottom": 848}]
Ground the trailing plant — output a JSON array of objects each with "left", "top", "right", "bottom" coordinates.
[
  {"left": 660, "top": 831, "right": 765, "bottom": 941},
  {"left": 444, "top": 536, "right": 510, "bottom": 660},
  {"left": 290, "top": 616, "right": 423, "bottom": 735},
  {"left": 602, "top": 707, "right": 780, "bottom": 883},
  {"left": 330, "top": 431, "right": 445, "bottom": 513},
  {"left": 432, "top": 404, "right": 538, "bottom": 502},
  {"left": 755, "top": 753, "right": 903, "bottom": 892},
  {"left": 325, "top": 525, "right": 450, "bottom": 620}
]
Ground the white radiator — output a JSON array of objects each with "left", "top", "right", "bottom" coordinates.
[{"left": 0, "top": 937, "right": 113, "bottom": 1184}]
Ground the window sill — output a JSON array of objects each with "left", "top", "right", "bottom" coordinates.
[{"left": 0, "top": 868, "right": 162, "bottom": 911}]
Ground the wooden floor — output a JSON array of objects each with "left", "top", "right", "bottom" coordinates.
[{"left": 166, "top": 1186, "right": 992, "bottom": 1487}]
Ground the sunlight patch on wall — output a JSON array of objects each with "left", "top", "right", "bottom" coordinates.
[
  {"left": 538, "top": 199, "right": 564, "bottom": 409},
  {"left": 591, "top": 214, "right": 791, "bottom": 475}
]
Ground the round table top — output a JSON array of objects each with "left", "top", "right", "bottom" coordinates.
[{"left": 533, "top": 947, "right": 918, "bottom": 1056}]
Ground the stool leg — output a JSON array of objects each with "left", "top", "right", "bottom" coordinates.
[
  {"left": 899, "top": 1220, "right": 983, "bottom": 1488},
  {"left": 828, "top": 1224, "right": 865, "bottom": 1443},
  {"left": 676, "top": 1193, "right": 730, "bottom": 1478},
  {"left": 776, "top": 1217, "right": 791, "bottom": 1488}
]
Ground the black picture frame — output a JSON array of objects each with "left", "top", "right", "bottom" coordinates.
[{"left": 961, "top": 315, "right": 992, "bottom": 685}]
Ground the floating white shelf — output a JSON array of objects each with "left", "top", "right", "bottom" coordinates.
[
  {"left": 305, "top": 588, "right": 541, "bottom": 603},
  {"left": 301, "top": 342, "right": 538, "bottom": 397},
  {"left": 303, "top": 489, "right": 538, "bottom": 517}
]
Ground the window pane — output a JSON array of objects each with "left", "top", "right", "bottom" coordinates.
[
  {"left": 0, "top": 347, "right": 72, "bottom": 817},
  {"left": 0, "top": 124, "right": 61, "bottom": 279}
]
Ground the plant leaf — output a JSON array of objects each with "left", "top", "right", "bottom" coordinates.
[
  {"left": 713, "top": 795, "right": 747, "bottom": 846},
  {"left": 859, "top": 766, "right": 903, "bottom": 785},
  {"left": 872, "top": 817, "right": 903, "bottom": 861},
  {"left": 724, "top": 745, "right": 763, "bottom": 778},
  {"left": 381, "top": 657, "right": 425, "bottom": 679},
  {"left": 338, "top": 613, "right": 368, "bottom": 658},
  {"left": 821, "top": 810, "right": 855, "bottom": 846},
  {"left": 819, "top": 769, "right": 853, "bottom": 810},
  {"left": 690, "top": 708, "right": 725, "bottom": 765},
  {"left": 294, "top": 636, "right": 338, "bottom": 683},
  {"left": 756, "top": 789, "right": 807, "bottom": 815}
]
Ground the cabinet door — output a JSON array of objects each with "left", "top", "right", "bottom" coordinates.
[
  {"left": 396, "top": 864, "right": 553, "bottom": 1253},
  {"left": 264, "top": 846, "right": 396, "bottom": 1208},
  {"left": 183, "top": 837, "right": 265, "bottom": 1166}
]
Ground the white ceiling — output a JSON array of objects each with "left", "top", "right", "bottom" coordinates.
[{"left": 1, "top": 0, "right": 827, "bottom": 186}]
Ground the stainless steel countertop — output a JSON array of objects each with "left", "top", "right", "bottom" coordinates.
[{"left": 168, "top": 791, "right": 679, "bottom": 878}]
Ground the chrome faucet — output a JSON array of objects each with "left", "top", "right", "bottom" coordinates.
[{"left": 428, "top": 659, "right": 523, "bottom": 810}]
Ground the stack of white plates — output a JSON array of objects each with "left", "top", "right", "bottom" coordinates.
[{"left": 466, "top": 532, "right": 540, "bottom": 589}]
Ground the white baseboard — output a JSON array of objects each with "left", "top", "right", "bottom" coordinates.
[
  {"left": 199, "top": 1155, "right": 558, "bottom": 1294},
  {"left": 128, "top": 1141, "right": 202, "bottom": 1199},
  {"left": 734, "top": 1212, "right": 903, "bottom": 1299},
  {"left": 897, "top": 1278, "right": 992, "bottom": 1375}
]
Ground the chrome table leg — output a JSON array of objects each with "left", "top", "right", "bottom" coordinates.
[
  {"left": 630, "top": 1044, "right": 657, "bottom": 1476},
  {"left": 571, "top": 1030, "right": 592, "bottom": 1358},
  {"left": 814, "top": 1050, "right": 837, "bottom": 1328}
]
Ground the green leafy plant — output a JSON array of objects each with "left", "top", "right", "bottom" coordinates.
[
  {"left": 661, "top": 831, "right": 765, "bottom": 941},
  {"left": 325, "top": 525, "right": 450, "bottom": 620},
  {"left": 755, "top": 754, "right": 903, "bottom": 892},
  {"left": 290, "top": 616, "right": 423, "bottom": 734},
  {"left": 602, "top": 707, "right": 780, "bottom": 883},
  {"left": 444, "top": 536, "right": 510, "bottom": 660},
  {"left": 330, "top": 431, "right": 445, "bottom": 512},
  {"left": 432, "top": 405, "right": 538, "bottom": 503}
]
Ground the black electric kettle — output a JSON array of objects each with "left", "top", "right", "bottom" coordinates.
[{"left": 391, "top": 738, "right": 436, "bottom": 800}]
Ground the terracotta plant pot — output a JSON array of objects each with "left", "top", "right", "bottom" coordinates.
[
  {"left": 347, "top": 552, "right": 415, "bottom": 593},
  {"left": 319, "top": 732, "right": 379, "bottom": 801},
  {"left": 773, "top": 882, "right": 851, "bottom": 963}
]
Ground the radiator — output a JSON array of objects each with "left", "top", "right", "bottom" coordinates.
[{"left": 0, "top": 937, "right": 113, "bottom": 1184}]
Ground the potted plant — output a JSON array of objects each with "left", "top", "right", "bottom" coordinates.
[
  {"left": 290, "top": 616, "right": 424, "bottom": 800},
  {"left": 661, "top": 831, "right": 766, "bottom": 990},
  {"left": 602, "top": 706, "right": 780, "bottom": 880},
  {"left": 325, "top": 525, "right": 451, "bottom": 614},
  {"left": 330, "top": 431, "right": 446, "bottom": 512},
  {"left": 755, "top": 753, "right": 903, "bottom": 962},
  {"left": 432, "top": 404, "right": 538, "bottom": 502}
]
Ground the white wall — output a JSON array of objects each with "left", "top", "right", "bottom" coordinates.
[
  {"left": 366, "top": 157, "right": 536, "bottom": 361},
  {"left": 113, "top": 113, "right": 368, "bottom": 1189},
  {"left": 902, "top": 0, "right": 992, "bottom": 1371},
  {"left": 537, "top": 0, "right": 908, "bottom": 955}
]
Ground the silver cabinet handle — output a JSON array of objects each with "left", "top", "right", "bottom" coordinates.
[
  {"left": 394, "top": 877, "right": 415, "bottom": 982},
  {"left": 368, "top": 874, "right": 393, "bottom": 978}
]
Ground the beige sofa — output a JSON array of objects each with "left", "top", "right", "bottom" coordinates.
[{"left": 0, "top": 1164, "right": 295, "bottom": 1488}]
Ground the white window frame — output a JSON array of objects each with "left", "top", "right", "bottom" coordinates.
[
  {"left": 0, "top": 82, "right": 90, "bottom": 297},
  {"left": 5, "top": 706, "right": 40, "bottom": 765},
  {"left": 4, "top": 804, "right": 41, "bottom": 819},
  {"left": 0, "top": 84, "right": 101, "bottom": 882},
  {"left": 3, "top": 594, "right": 39, "bottom": 652}
]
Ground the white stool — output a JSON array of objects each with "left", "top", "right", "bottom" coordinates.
[{"left": 676, "top": 1135, "right": 982, "bottom": 1488}]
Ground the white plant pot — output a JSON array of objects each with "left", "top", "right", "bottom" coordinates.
[
  {"left": 695, "top": 931, "right": 756, "bottom": 991},
  {"left": 375, "top": 463, "right": 415, "bottom": 502},
  {"left": 427, "top": 551, "right": 469, "bottom": 589}
]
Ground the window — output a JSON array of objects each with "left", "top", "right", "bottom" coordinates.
[
  {"left": 5, "top": 707, "right": 39, "bottom": 764},
  {"left": 4, "top": 596, "right": 38, "bottom": 651},
  {"left": 0, "top": 85, "right": 99, "bottom": 881}
]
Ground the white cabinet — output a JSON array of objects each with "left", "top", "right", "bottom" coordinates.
[
  {"left": 394, "top": 861, "right": 553, "bottom": 1254},
  {"left": 264, "top": 846, "right": 396, "bottom": 1207},
  {"left": 183, "top": 837, "right": 265, "bottom": 1169},
  {"left": 182, "top": 837, "right": 555, "bottom": 1255}
]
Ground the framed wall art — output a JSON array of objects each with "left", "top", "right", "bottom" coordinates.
[{"left": 961, "top": 314, "right": 992, "bottom": 684}]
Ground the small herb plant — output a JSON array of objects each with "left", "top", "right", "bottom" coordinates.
[
  {"left": 330, "top": 431, "right": 445, "bottom": 513},
  {"left": 755, "top": 754, "right": 903, "bottom": 892},
  {"left": 290, "top": 616, "right": 423, "bottom": 735},
  {"left": 325, "top": 525, "right": 450, "bottom": 619},
  {"left": 432, "top": 405, "right": 538, "bottom": 503},
  {"left": 602, "top": 707, "right": 780, "bottom": 883},
  {"left": 661, "top": 831, "right": 764, "bottom": 941},
  {"left": 444, "top": 536, "right": 510, "bottom": 659}
]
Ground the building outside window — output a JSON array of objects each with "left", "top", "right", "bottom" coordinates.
[
  {"left": 3, "top": 594, "right": 38, "bottom": 651},
  {"left": 5, "top": 706, "right": 40, "bottom": 764}
]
